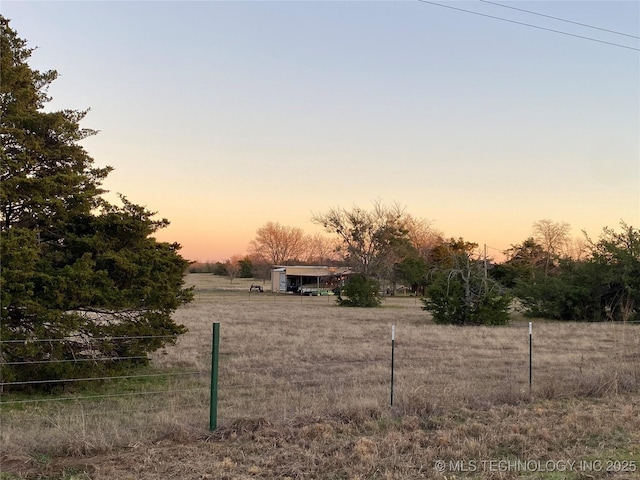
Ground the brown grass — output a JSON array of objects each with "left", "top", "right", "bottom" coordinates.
[{"left": 1, "top": 273, "right": 639, "bottom": 479}]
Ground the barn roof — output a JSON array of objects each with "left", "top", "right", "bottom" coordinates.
[{"left": 272, "top": 266, "right": 351, "bottom": 277}]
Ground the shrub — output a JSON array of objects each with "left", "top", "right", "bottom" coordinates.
[
  {"left": 337, "top": 274, "right": 381, "bottom": 308},
  {"left": 422, "top": 260, "right": 510, "bottom": 325}
]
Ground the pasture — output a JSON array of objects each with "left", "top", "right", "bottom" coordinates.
[{"left": 1, "top": 273, "right": 639, "bottom": 479}]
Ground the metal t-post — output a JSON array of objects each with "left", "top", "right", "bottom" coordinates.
[
  {"left": 210, "top": 322, "right": 220, "bottom": 430},
  {"left": 391, "top": 325, "right": 395, "bottom": 406}
]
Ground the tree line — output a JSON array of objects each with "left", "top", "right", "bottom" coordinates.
[{"left": 235, "top": 203, "right": 638, "bottom": 324}]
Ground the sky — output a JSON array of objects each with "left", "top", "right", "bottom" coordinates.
[{"left": 3, "top": 0, "right": 639, "bottom": 262}]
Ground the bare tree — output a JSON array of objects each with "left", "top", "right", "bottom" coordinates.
[
  {"left": 248, "top": 221, "right": 306, "bottom": 265},
  {"left": 312, "top": 201, "right": 410, "bottom": 276},
  {"left": 247, "top": 253, "right": 272, "bottom": 283},
  {"left": 404, "top": 214, "right": 443, "bottom": 262},
  {"left": 225, "top": 254, "right": 243, "bottom": 283},
  {"left": 532, "top": 219, "right": 571, "bottom": 275},
  {"left": 533, "top": 219, "right": 571, "bottom": 255},
  {"left": 563, "top": 236, "right": 588, "bottom": 260},
  {"left": 301, "top": 233, "right": 340, "bottom": 265}
]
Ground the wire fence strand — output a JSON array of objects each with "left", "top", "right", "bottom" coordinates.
[
  {"left": 0, "top": 387, "right": 209, "bottom": 406},
  {"left": 0, "top": 334, "right": 190, "bottom": 344},
  {"left": 0, "top": 370, "right": 206, "bottom": 387},
  {"left": 0, "top": 355, "right": 150, "bottom": 366}
]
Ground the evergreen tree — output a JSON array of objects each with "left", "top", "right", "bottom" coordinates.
[
  {"left": 0, "top": 16, "right": 193, "bottom": 391},
  {"left": 336, "top": 274, "right": 381, "bottom": 308},
  {"left": 509, "top": 223, "right": 638, "bottom": 322},
  {"left": 239, "top": 257, "right": 253, "bottom": 278},
  {"left": 422, "top": 249, "right": 511, "bottom": 326}
]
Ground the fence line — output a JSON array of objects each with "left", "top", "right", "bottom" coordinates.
[
  {"left": 3, "top": 349, "right": 636, "bottom": 389},
  {"left": 4, "top": 345, "right": 636, "bottom": 391},
  {"left": 2, "top": 323, "right": 639, "bottom": 446},
  {"left": 0, "top": 332, "right": 208, "bottom": 418}
]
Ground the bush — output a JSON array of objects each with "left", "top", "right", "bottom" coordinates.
[
  {"left": 212, "top": 262, "right": 228, "bottom": 276},
  {"left": 239, "top": 257, "right": 253, "bottom": 278},
  {"left": 513, "top": 223, "right": 639, "bottom": 322},
  {"left": 337, "top": 274, "right": 381, "bottom": 308},
  {"left": 422, "top": 268, "right": 510, "bottom": 325}
]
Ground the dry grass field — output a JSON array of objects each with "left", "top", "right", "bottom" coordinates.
[{"left": 1, "top": 273, "right": 639, "bottom": 479}]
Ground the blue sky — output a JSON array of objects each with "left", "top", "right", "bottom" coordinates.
[{"left": 3, "top": 1, "right": 639, "bottom": 261}]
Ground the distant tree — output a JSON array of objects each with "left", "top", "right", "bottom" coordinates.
[
  {"left": 513, "top": 222, "right": 639, "bottom": 322},
  {"left": 224, "top": 254, "right": 243, "bottom": 283},
  {"left": 238, "top": 256, "right": 253, "bottom": 278},
  {"left": 380, "top": 234, "right": 421, "bottom": 294},
  {"left": 491, "top": 238, "right": 547, "bottom": 287},
  {"left": 429, "top": 238, "right": 478, "bottom": 268},
  {"left": 312, "top": 201, "right": 411, "bottom": 277},
  {"left": 188, "top": 262, "right": 216, "bottom": 273},
  {"left": 564, "top": 236, "right": 588, "bottom": 261},
  {"left": 301, "top": 233, "right": 340, "bottom": 265},
  {"left": 247, "top": 254, "right": 272, "bottom": 283},
  {"left": 532, "top": 219, "right": 571, "bottom": 275},
  {"left": 212, "top": 261, "right": 228, "bottom": 276},
  {"left": 422, "top": 248, "right": 510, "bottom": 325},
  {"left": 0, "top": 17, "right": 192, "bottom": 391},
  {"left": 404, "top": 214, "right": 443, "bottom": 262},
  {"left": 249, "top": 221, "right": 306, "bottom": 265}
]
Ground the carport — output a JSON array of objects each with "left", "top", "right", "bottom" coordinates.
[{"left": 270, "top": 266, "right": 351, "bottom": 294}]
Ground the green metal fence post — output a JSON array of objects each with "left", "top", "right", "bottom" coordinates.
[{"left": 210, "top": 322, "right": 220, "bottom": 430}]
